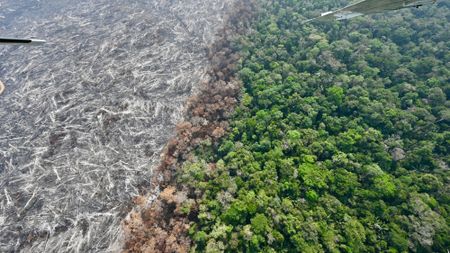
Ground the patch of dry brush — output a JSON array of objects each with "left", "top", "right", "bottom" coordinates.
[{"left": 122, "top": 1, "right": 257, "bottom": 252}]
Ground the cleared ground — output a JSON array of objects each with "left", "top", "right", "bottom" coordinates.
[{"left": 0, "top": 0, "right": 235, "bottom": 251}]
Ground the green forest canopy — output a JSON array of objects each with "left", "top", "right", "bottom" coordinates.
[{"left": 179, "top": 0, "right": 450, "bottom": 252}]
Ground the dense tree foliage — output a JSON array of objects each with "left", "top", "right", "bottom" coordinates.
[{"left": 179, "top": 1, "right": 450, "bottom": 252}]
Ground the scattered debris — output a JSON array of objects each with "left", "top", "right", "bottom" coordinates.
[
  {"left": 0, "top": 0, "right": 237, "bottom": 251},
  {"left": 0, "top": 80, "right": 4, "bottom": 95}
]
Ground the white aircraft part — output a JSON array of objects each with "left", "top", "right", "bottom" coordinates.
[
  {"left": 321, "top": 11, "right": 333, "bottom": 16},
  {"left": 334, "top": 11, "right": 364, "bottom": 20},
  {"left": 29, "top": 39, "right": 46, "bottom": 45}
]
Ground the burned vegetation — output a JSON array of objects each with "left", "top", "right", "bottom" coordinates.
[{"left": 122, "top": 1, "right": 257, "bottom": 252}]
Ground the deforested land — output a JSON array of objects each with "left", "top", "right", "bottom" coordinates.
[{"left": 0, "top": 0, "right": 240, "bottom": 251}]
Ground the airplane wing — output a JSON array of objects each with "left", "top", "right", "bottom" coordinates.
[
  {"left": 0, "top": 37, "right": 46, "bottom": 45},
  {"left": 305, "top": 0, "right": 437, "bottom": 22}
]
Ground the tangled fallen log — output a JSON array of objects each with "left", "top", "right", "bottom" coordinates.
[{"left": 0, "top": 80, "right": 4, "bottom": 95}]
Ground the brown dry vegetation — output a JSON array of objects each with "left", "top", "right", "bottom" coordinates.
[{"left": 122, "top": 1, "right": 257, "bottom": 252}]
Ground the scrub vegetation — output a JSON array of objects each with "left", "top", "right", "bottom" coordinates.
[{"left": 135, "top": 1, "right": 450, "bottom": 252}]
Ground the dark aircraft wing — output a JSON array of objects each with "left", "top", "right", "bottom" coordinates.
[
  {"left": 306, "top": 0, "right": 437, "bottom": 22},
  {"left": 0, "top": 37, "right": 46, "bottom": 45}
]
